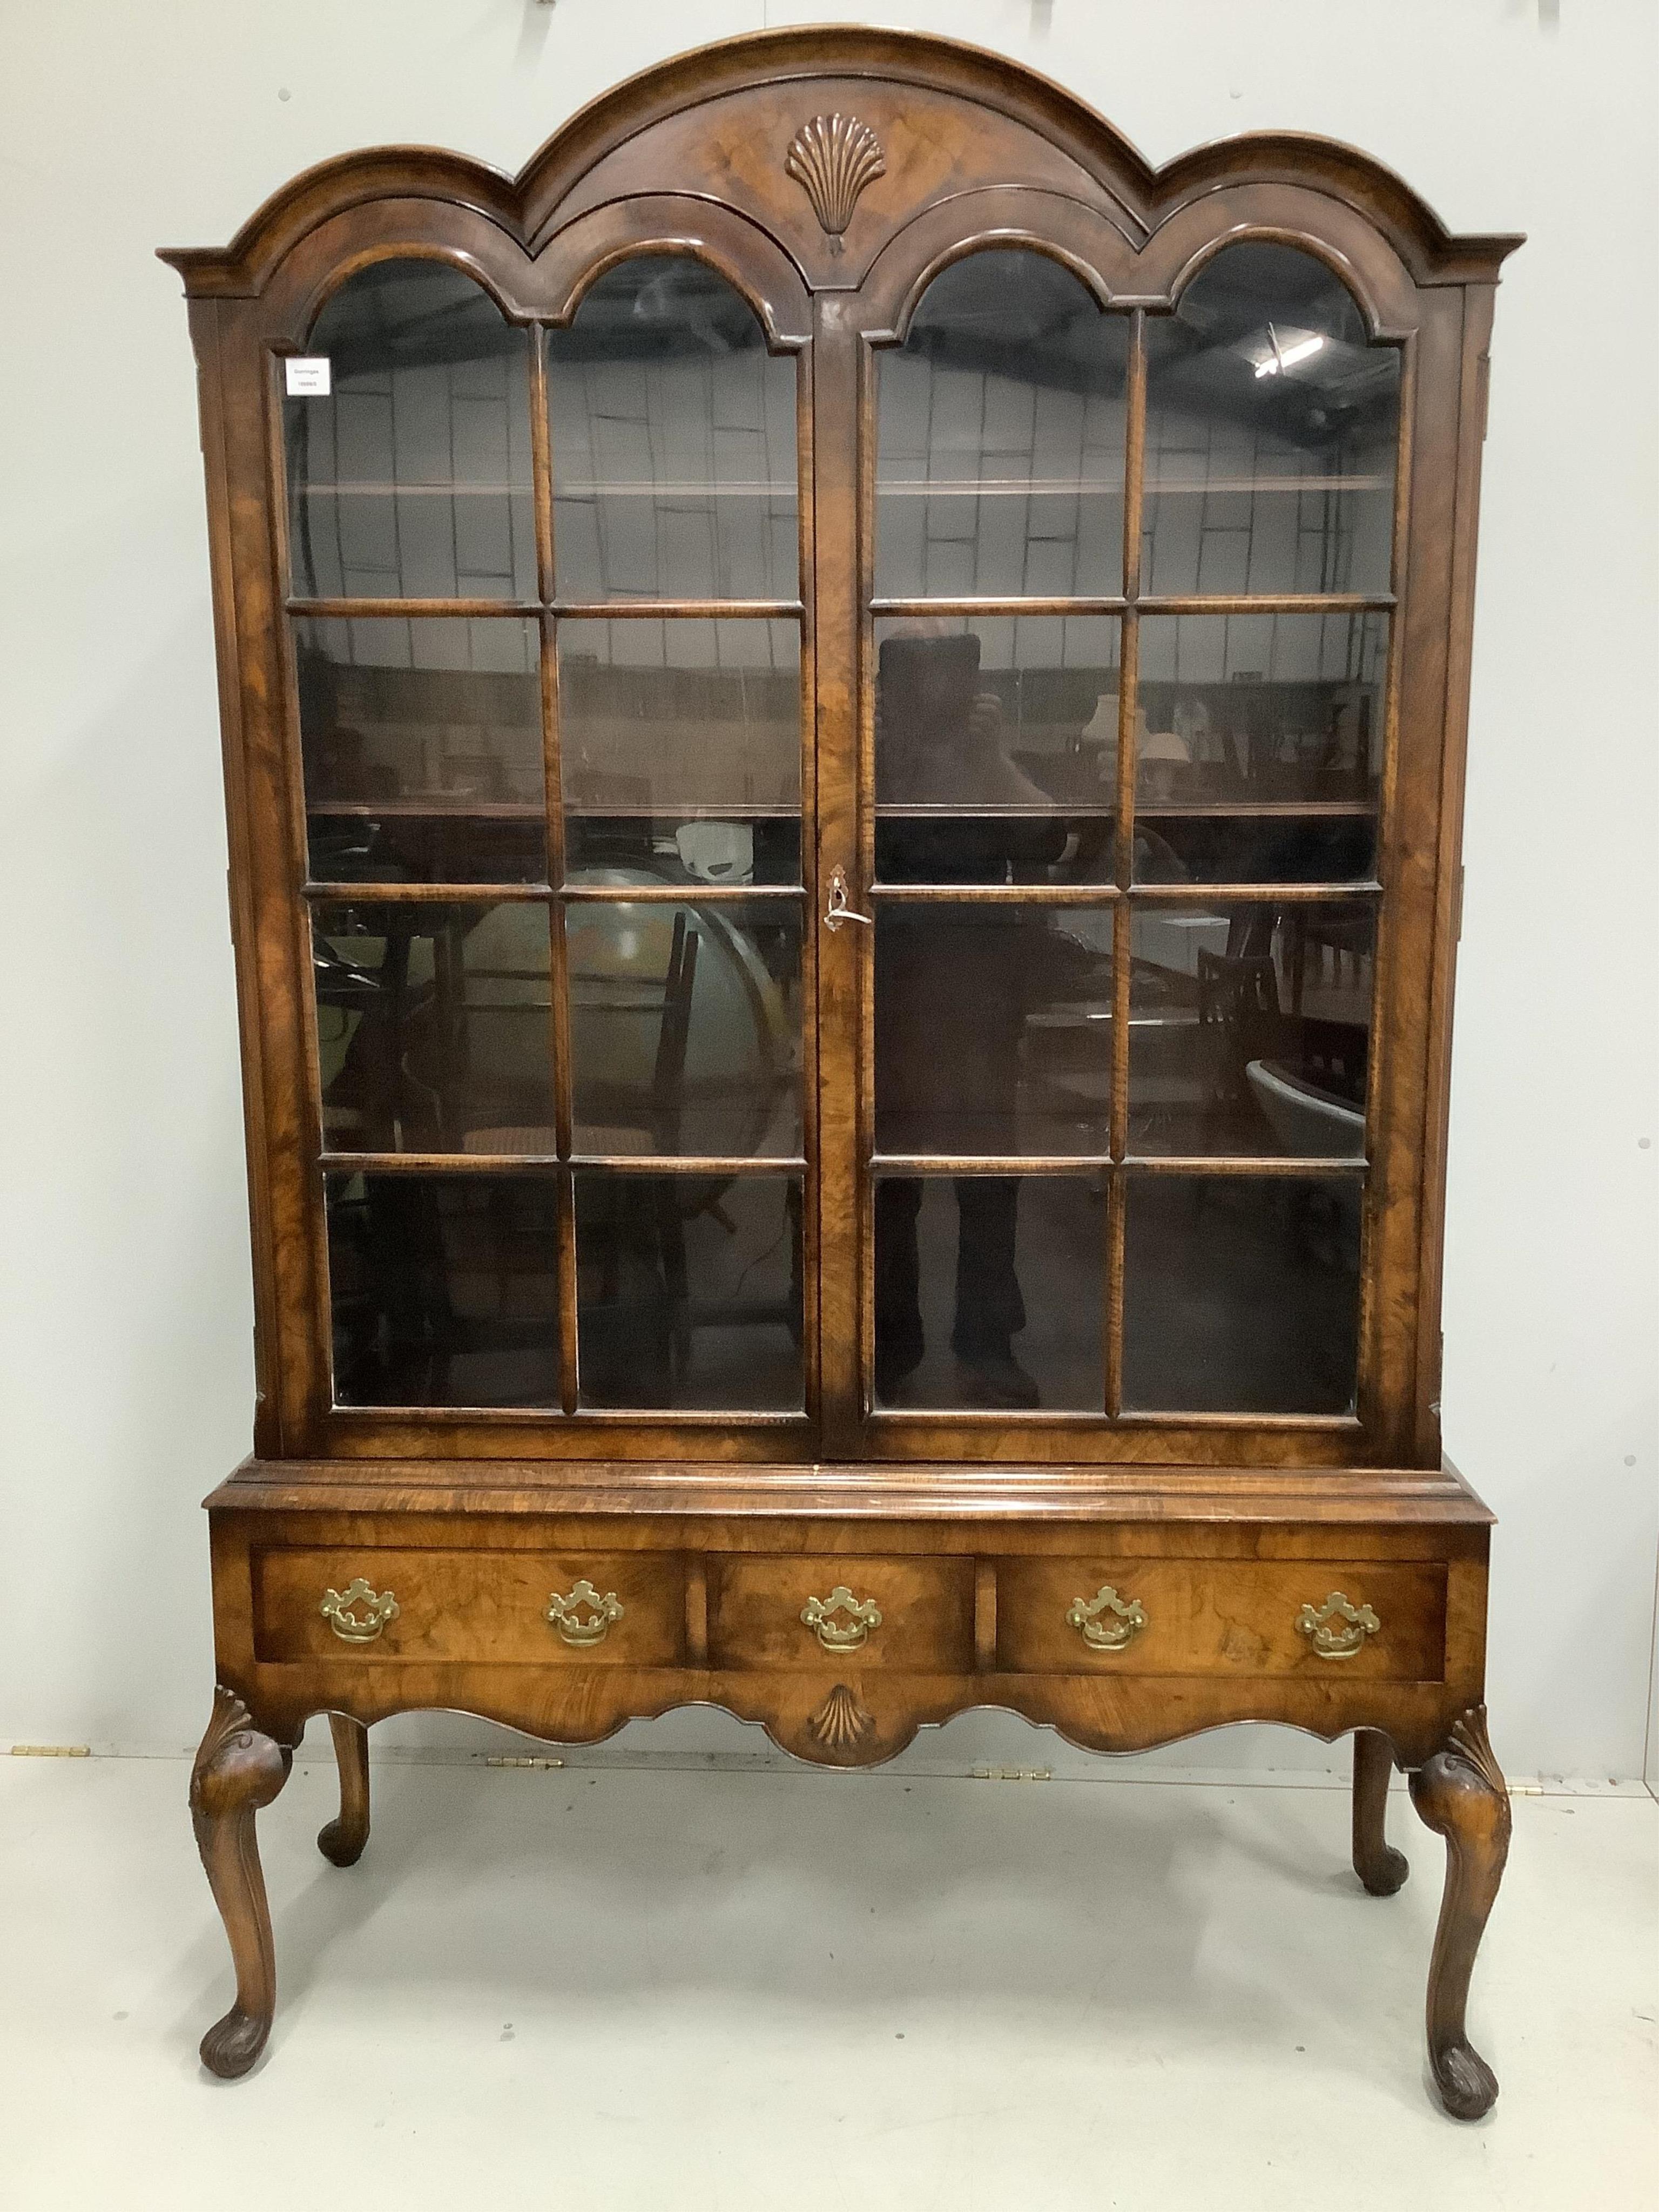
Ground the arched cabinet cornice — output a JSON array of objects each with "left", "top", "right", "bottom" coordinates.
[
  {"left": 160, "top": 28, "right": 1520, "bottom": 303},
  {"left": 257, "top": 194, "right": 815, "bottom": 350},
  {"left": 854, "top": 186, "right": 1422, "bottom": 342}
]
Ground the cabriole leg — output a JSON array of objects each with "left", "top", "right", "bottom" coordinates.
[
  {"left": 1352, "top": 1728, "right": 1409, "bottom": 1896},
  {"left": 189, "top": 1686, "right": 292, "bottom": 2080},
  {"left": 318, "top": 1714, "right": 371, "bottom": 1867},
  {"left": 1408, "top": 1707, "right": 1511, "bottom": 2120}
]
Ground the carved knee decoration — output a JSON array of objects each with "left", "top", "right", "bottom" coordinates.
[
  {"left": 1408, "top": 1707, "right": 1510, "bottom": 2119},
  {"left": 190, "top": 1687, "right": 292, "bottom": 2079}
]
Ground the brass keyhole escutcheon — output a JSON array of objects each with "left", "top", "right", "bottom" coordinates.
[
  {"left": 800, "top": 1586, "right": 883, "bottom": 1652},
  {"left": 545, "top": 1578, "right": 624, "bottom": 1648},
  {"left": 822, "top": 866, "right": 873, "bottom": 932},
  {"left": 1065, "top": 1584, "right": 1146, "bottom": 1652},
  {"left": 320, "top": 1578, "right": 400, "bottom": 1645},
  {"left": 1296, "top": 1590, "right": 1381, "bottom": 1660}
]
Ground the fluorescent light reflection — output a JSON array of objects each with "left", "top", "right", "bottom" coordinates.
[{"left": 1255, "top": 328, "right": 1325, "bottom": 379}]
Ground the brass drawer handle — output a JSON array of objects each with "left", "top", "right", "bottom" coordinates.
[
  {"left": 545, "top": 1578, "right": 624, "bottom": 1648},
  {"left": 1297, "top": 1590, "right": 1380, "bottom": 1661},
  {"left": 800, "top": 1586, "right": 883, "bottom": 1652},
  {"left": 1066, "top": 1584, "right": 1146, "bottom": 1652},
  {"left": 320, "top": 1578, "right": 400, "bottom": 1644}
]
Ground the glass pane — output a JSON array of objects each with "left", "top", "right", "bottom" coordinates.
[
  {"left": 326, "top": 1171, "right": 559, "bottom": 1407},
  {"left": 566, "top": 900, "right": 801, "bottom": 1158},
  {"left": 1129, "top": 902, "right": 1372, "bottom": 1156},
  {"left": 286, "top": 260, "right": 535, "bottom": 602},
  {"left": 547, "top": 257, "right": 798, "bottom": 602},
  {"left": 314, "top": 901, "right": 553, "bottom": 1155},
  {"left": 873, "top": 616, "right": 1121, "bottom": 884},
  {"left": 1144, "top": 244, "right": 1399, "bottom": 598},
  {"left": 876, "top": 250, "right": 1127, "bottom": 599},
  {"left": 875, "top": 906, "right": 1112, "bottom": 1156},
  {"left": 559, "top": 619, "right": 799, "bottom": 822},
  {"left": 873, "top": 1174, "right": 1103, "bottom": 1411},
  {"left": 1134, "top": 612, "right": 1385, "bottom": 882},
  {"left": 568, "top": 814, "right": 801, "bottom": 889},
  {"left": 575, "top": 1171, "right": 802, "bottom": 1410},
  {"left": 295, "top": 615, "right": 545, "bottom": 885},
  {"left": 1121, "top": 1174, "right": 1361, "bottom": 1412}
]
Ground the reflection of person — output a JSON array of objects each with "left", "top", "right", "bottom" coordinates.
[{"left": 873, "top": 629, "right": 1063, "bottom": 1409}]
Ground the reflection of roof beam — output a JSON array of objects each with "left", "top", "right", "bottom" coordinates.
[{"left": 896, "top": 331, "right": 1121, "bottom": 399}]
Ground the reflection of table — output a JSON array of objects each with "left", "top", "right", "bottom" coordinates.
[{"left": 1133, "top": 912, "right": 1231, "bottom": 979}]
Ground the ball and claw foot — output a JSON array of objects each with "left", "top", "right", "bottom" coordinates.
[
  {"left": 190, "top": 1686, "right": 292, "bottom": 2080},
  {"left": 1409, "top": 1706, "right": 1510, "bottom": 2121}
]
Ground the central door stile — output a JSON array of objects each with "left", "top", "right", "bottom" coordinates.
[{"left": 811, "top": 293, "right": 868, "bottom": 1456}]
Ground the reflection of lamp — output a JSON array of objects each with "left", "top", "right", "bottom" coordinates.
[
  {"left": 1082, "top": 692, "right": 1151, "bottom": 783},
  {"left": 1138, "top": 730, "right": 1191, "bottom": 803}
]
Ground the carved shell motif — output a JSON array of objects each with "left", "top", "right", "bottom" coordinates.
[
  {"left": 807, "top": 1682, "right": 876, "bottom": 1756},
  {"left": 785, "top": 113, "right": 886, "bottom": 246},
  {"left": 1448, "top": 1706, "right": 1506, "bottom": 1796}
]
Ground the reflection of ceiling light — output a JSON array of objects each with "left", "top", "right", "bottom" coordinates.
[{"left": 1255, "top": 326, "right": 1325, "bottom": 379}]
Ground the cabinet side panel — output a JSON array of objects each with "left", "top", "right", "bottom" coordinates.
[
  {"left": 189, "top": 299, "right": 284, "bottom": 1455},
  {"left": 214, "top": 309, "right": 328, "bottom": 1450},
  {"left": 1367, "top": 287, "right": 1466, "bottom": 1462},
  {"left": 1414, "top": 285, "right": 1498, "bottom": 1461}
]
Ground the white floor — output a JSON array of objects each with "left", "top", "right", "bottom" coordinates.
[{"left": 2, "top": 1750, "right": 1654, "bottom": 2209}]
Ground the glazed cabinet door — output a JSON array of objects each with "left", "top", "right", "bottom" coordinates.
[
  {"left": 815, "top": 225, "right": 1412, "bottom": 1461},
  {"left": 219, "top": 75, "right": 1465, "bottom": 1467},
  {"left": 276, "top": 233, "right": 819, "bottom": 1449}
]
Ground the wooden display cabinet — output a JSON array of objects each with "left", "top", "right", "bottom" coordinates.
[{"left": 164, "top": 29, "right": 1520, "bottom": 2113}]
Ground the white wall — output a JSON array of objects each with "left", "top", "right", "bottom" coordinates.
[{"left": 2, "top": 1, "right": 1654, "bottom": 1780}]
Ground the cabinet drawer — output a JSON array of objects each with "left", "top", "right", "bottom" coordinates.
[
  {"left": 708, "top": 1555, "right": 974, "bottom": 1671},
  {"left": 253, "top": 1548, "right": 684, "bottom": 1666},
  {"left": 996, "top": 1559, "right": 1446, "bottom": 1682}
]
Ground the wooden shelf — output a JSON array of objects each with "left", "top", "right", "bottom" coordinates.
[
  {"left": 308, "top": 797, "right": 544, "bottom": 820},
  {"left": 878, "top": 477, "right": 1121, "bottom": 497},
  {"left": 299, "top": 482, "right": 528, "bottom": 497},
  {"left": 565, "top": 801, "right": 800, "bottom": 819},
  {"left": 874, "top": 474, "right": 1386, "bottom": 496},
  {"left": 875, "top": 799, "right": 1375, "bottom": 819},
  {"left": 1135, "top": 799, "right": 1376, "bottom": 819}
]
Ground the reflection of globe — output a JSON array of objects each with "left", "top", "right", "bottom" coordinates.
[{"left": 564, "top": 866, "right": 792, "bottom": 1155}]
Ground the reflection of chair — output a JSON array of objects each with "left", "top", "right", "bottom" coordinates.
[
  {"left": 1283, "top": 908, "right": 1372, "bottom": 1017},
  {"left": 416, "top": 910, "right": 552, "bottom": 1152},
  {"left": 574, "top": 912, "right": 804, "bottom": 1399},
  {"left": 572, "top": 913, "right": 700, "bottom": 1397},
  {"left": 329, "top": 1176, "right": 561, "bottom": 1408},
  {"left": 1197, "top": 913, "right": 1282, "bottom": 1107},
  {"left": 314, "top": 921, "right": 414, "bottom": 1148},
  {"left": 1246, "top": 1058, "right": 1366, "bottom": 1158}
]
